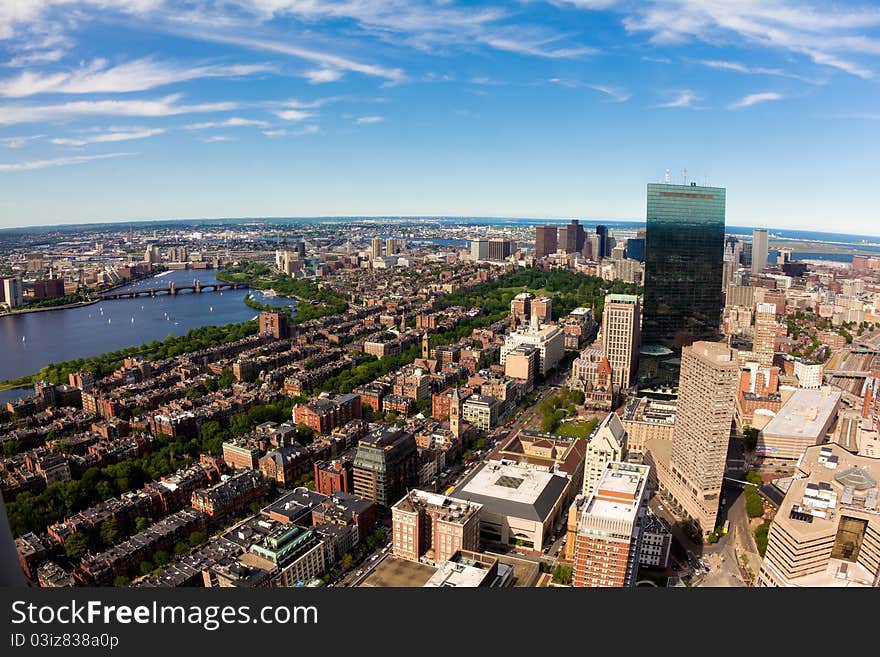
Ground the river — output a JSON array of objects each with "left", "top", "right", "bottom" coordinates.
[{"left": 0, "top": 269, "right": 295, "bottom": 403}]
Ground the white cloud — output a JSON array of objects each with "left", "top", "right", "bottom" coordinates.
[
  {"left": 727, "top": 91, "right": 784, "bottom": 109},
  {"left": 658, "top": 90, "right": 699, "bottom": 107},
  {"left": 355, "top": 115, "right": 384, "bottom": 124},
  {"left": 276, "top": 109, "right": 316, "bottom": 122},
  {"left": 1, "top": 134, "right": 43, "bottom": 149},
  {"left": 51, "top": 127, "right": 164, "bottom": 146},
  {"left": 6, "top": 49, "right": 66, "bottom": 67},
  {"left": 0, "top": 94, "right": 238, "bottom": 126},
  {"left": 621, "top": 1, "right": 879, "bottom": 79},
  {"left": 263, "top": 125, "right": 320, "bottom": 137},
  {"left": 0, "top": 151, "right": 135, "bottom": 172},
  {"left": 588, "top": 84, "right": 631, "bottom": 102},
  {"left": 200, "top": 135, "right": 235, "bottom": 142},
  {"left": 304, "top": 68, "right": 343, "bottom": 84},
  {"left": 0, "top": 58, "right": 274, "bottom": 98},
  {"left": 184, "top": 117, "right": 270, "bottom": 129},
  {"left": 697, "top": 59, "right": 819, "bottom": 82}
]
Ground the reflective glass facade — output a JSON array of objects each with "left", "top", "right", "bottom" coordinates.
[{"left": 642, "top": 183, "right": 725, "bottom": 351}]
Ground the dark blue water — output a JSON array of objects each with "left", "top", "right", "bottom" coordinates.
[{"left": 0, "top": 269, "right": 270, "bottom": 389}]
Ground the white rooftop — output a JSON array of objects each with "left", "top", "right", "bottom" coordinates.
[
  {"left": 762, "top": 387, "right": 842, "bottom": 439},
  {"left": 459, "top": 462, "right": 556, "bottom": 506},
  {"left": 582, "top": 465, "right": 649, "bottom": 524}
]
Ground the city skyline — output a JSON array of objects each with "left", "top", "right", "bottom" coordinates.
[{"left": 1, "top": 1, "right": 880, "bottom": 232}]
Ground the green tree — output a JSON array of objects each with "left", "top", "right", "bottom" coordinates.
[
  {"left": 340, "top": 553, "right": 354, "bottom": 571},
  {"left": 99, "top": 518, "right": 121, "bottom": 547},
  {"left": 551, "top": 564, "right": 573, "bottom": 585},
  {"left": 135, "top": 517, "right": 151, "bottom": 532},
  {"left": 217, "top": 368, "right": 235, "bottom": 390},
  {"left": 64, "top": 533, "right": 89, "bottom": 560},
  {"left": 174, "top": 541, "right": 190, "bottom": 557},
  {"left": 188, "top": 531, "right": 207, "bottom": 547},
  {"left": 113, "top": 576, "right": 131, "bottom": 587},
  {"left": 153, "top": 550, "right": 170, "bottom": 566},
  {"left": 742, "top": 427, "right": 760, "bottom": 451},
  {"left": 139, "top": 561, "right": 154, "bottom": 575}
]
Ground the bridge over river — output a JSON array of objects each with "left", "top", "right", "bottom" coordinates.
[{"left": 100, "top": 280, "right": 247, "bottom": 299}]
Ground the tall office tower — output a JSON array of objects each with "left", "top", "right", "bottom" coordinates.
[
  {"left": 740, "top": 241, "right": 753, "bottom": 268},
  {"left": 753, "top": 302, "right": 777, "bottom": 366},
  {"left": 751, "top": 229, "right": 769, "bottom": 275},
  {"left": 625, "top": 237, "right": 645, "bottom": 262},
  {"left": 596, "top": 225, "right": 608, "bottom": 259},
  {"left": 1, "top": 276, "right": 23, "bottom": 308},
  {"left": 294, "top": 240, "right": 306, "bottom": 258},
  {"left": 601, "top": 294, "right": 641, "bottom": 391},
  {"left": 386, "top": 237, "right": 399, "bottom": 256},
  {"left": 778, "top": 248, "right": 793, "bottom": 265},
  {"left": 573, "top": 462, "right": 650, "bottom": 588},
  {"left": 665, "top": 342, "right": 739, "bottom": 533},
  {"left": 352, "top": 426, "right": 419, "bottom": 507},
  {"left": 642, "top": 182, "right": 726, "bottom": 352},
  {"left": 535, "top": 225, "right": 558, "bottom": 258},
  {"left": 144, "top": 245, "right": 160, "bottom": 264},
  {"left": 530, "top": 296, "right": 553, "bottom": 326},
  {"left": 510, "top": 292, "right": 532, "bottom": 328},
  {"left": 470, "top": 239, "right": 489, "bottom": 261},
  {"left": 559, "top": 219, "right": 585, "bottom": 253},
  {"left": 371, "top": 237, "right": 383, "bottom": 260},
  {"left": 487, "top": 238, "right": 514, "bottom": 261},
  {"left": 586, "top": 235, "right": 600, "bottom": 261}
]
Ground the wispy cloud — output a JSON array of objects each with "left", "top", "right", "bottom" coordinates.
[
  {"left": 658, "top": 90, "right": 699, "bottom": 108},
  {"left": 727, "top": 91, "right": 784, "bottom": 109},
  {"left": 587, "top": 84, "right": 631, "bottom": 102},
  {"left": 0, "top": 151, "right": 135, "bottom": 172},
  {"left": 6, "top": 49, "right": 66, "bottom": 67},
  {"left": 276, "top": 109, "right": 316, "bottom": 122},
  {"left": 262, "top": 125, "right": 320, "bottom": 137},
  {"left": 1, "top": 134, "right": 43, "bottom": 149},
  {"left": 51, "top": 127, "right": 164, "bottom": 146},
  {"left": 355, "top": 115, "right": 384, "bottom": 124},
  {"left": 304, "top": 68, "right": 343, "bottom": 84},
  {"left": 0, "top": 94, "right": 238, "bottom": 126},
  {"left": 200, "top": 135, "right": 235, "bottom": 143},
  {"left": 0, "top": 58, "right": 273, "bottom": 97},
  {"left": 622, "top": 1, "right": 879, "bottom": 79},
  {"left": 184, "top": 117, "right": 270, "bottom": 129},
  {"left": 696, "top": 59, "right": 818, "bottom": 83}
]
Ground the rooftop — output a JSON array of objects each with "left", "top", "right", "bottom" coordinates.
[
  {"left": 452, "top": 461, "right": 568, "bottom": 522},
  {"left": 761, "top": 387, "right": 842, "bottom": 439}
]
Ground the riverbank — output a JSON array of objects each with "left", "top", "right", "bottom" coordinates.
[{"left": 0, "top": 298, "right": 99, "bottom": 317}]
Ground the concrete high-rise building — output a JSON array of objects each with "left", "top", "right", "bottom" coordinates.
[
  {"left": 625, "top": 237, "right": 645, "bottom": 262},
  {"left": 558, "top": 219, "right": 585, "bottom": 254},
  {"left": 386, "top": 237, "right": 399, "bottom": 256},
  {"left": 753, "top": 302, "right": 777, "bottom": 366},
  {"left": 583, "top": 413, "right": 628, "bottom": 498},
  {"left": 144, "top": 245, "right": 161, "bottom": 264},
  {"left": 596, "top": 225, "right": 608, "bottom": 259},
  {"left": 758, "top": 444, "right": 880, "bottom": 587},
  {"left": 601, "top": 294, "right": 641, "bottom": 391},
  {"left": 642, "top": 183, "right": 726, "bottom": 353},
  {"left": 371, "top": 237, "right": 384, "bottom": 260},
  {"left": 531, "top": 296, "right": 552, "bottom": 327},
  {"left": 352, "top": 426, "right": 419, "bottom": 507},
  {"left": 751, "top": 229, "right": 769, "bottom": 275},
  {"left": 573, "top": 462, "right": 650, "bottom": 588},
  {"left": 662, "top": 341, "right": 739, "bottom": 533},
  {"left": 391, "top": 489, "right": 482, "bottom": 566},
  {"left": 510, "top": 292, "right": 532, "bottom": 328},
  {"left": 470, "top": 239, "right": 489, "bottom": 261},
  {"left": 500, "top": 324, "right": 565, "bottom": 376},
  {"left": 487, "top": 238, "right": 514, "bottom": 261},
  {"left": 740, "top": 241, "right": 753, "bottom": 268},
  {"left": 1, "top": 277, "right": 23, "bottom": 308},
  {"left": 535, "top": 226, "right": 558, "bottom": 258}
]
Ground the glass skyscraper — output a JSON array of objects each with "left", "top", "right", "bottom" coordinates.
[{"left": 642, "top": 182, "right": 726, "bottom": 352}]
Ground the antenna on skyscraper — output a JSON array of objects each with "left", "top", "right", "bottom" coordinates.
[
  {"left": 664, "top": 169, "right": 671, "bottom": 184},
  {"left": 683, "top": 168, "right": 688, "bottom": 185}
]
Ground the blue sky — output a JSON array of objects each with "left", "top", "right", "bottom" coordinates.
[{"left": 1, "top": 1, "right": 880, "bottom": 234}]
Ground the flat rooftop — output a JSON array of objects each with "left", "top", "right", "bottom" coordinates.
[
  {"left": 423, "top": 559, "right": 492, "bottom": 588},
  {"left": 761, "top": 388, "right": 842, "bottom": 439},
  {"left": 358, "top": 556, "right": 436, "bottom": 588},
  {"left": 582, "top": 465, "right": 649, "bottom": 524},
  {"left": 452, "top": 461, "right": 568, "bottom": 522}
]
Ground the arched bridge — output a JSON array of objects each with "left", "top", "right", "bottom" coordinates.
[{"left": 100, "top": 280, "right": 247, "bottom": 300}]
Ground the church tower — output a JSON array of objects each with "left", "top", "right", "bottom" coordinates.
[
  {"left": 422, "top": 332, "right": 430, "bottom": 360},
  {"left": 449, "top": 387, "right": 461, "bottom": 439}
]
